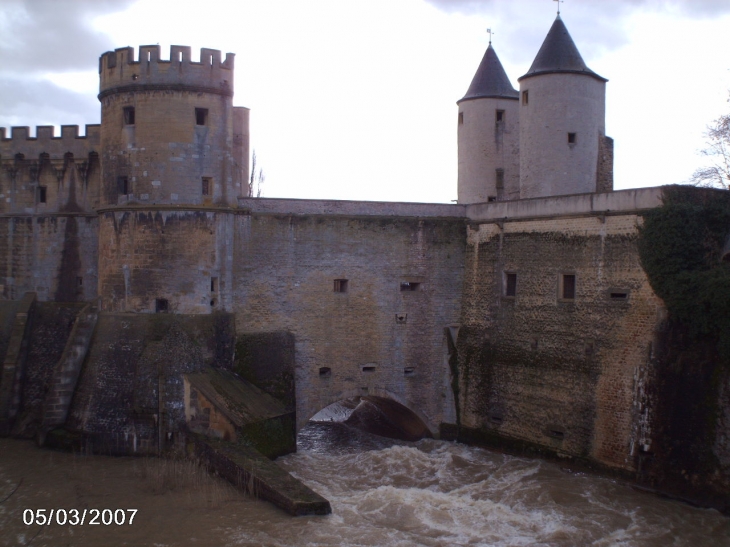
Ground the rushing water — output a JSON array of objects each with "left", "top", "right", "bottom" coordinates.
[{"left": 1, "top": 420, "right": 729, "bottom": 547}]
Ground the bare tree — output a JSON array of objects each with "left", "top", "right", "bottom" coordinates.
[
  {"left": 690, "top": 100, "right": 730, "bottom": 190},
  {"left": 248, "top": 150, "right": 265, "bottom": 198}
]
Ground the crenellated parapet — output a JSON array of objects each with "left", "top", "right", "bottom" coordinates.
[
  {"left": 0, "top": 125, "right": 100, "bottom": 161},
  {"left": 98, "top": 45, "right": 235, "bottom": 99}
]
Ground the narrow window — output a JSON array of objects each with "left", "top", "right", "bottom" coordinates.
[
  {"left": 146, "top": 51, "right": 151, "bottom": 62},
  {"left": 522, "top": 90, "right": 529, "bottom": 105},
  {"left": 495, "top": 168, "right": 505, "bottom": 189},
  {"left": 496, "top": 109, "right": 504, "bottom": 123},
  {"left": 362, "top": 365, "right": 376, "bottom": 373},
  {"left": 210, "top": 277, "right": 218, "bottom": 292},
  {"left": 504, "top": 272, "right": 517, "bottom": 297},
  {"left": 610, "top": 291, "right": 629, "bottom": 300},
  {"left": 400, "top": 281, "right": 420, "bottom": 292},
  {"left": 561, "top": 274, "right": 576, "bottom": 300},
  {"left": 319, "top": 367, "right": 331, "bottom": 378},
  {"left": 117, "top": 176, "right": 129, "bottom": 195},
  {"left": 123, "top": 106, "right": 135, "bottom": 125},
  {"left": 37, "top": 186, "right": 47, "bottom": 204},
  {"left": 195, "top": 108, "right": 208, "bottom": 126},
  {"left": 155, "top": 298, "right": 169, "bottom": 313},
  {"left": 76, "top": 276, "right": 83, "bottom": 287},
  {"left": 568, "top": 132, "right": 577, "bottom": 144},
  {"left": 404, "top": 367, "right": 415, "bottom": 376},
  {"left": 333, "top": 279, "right": 348, "bottom": 293},
  {"left": 202, "top": 177, "right": 212, "bottom": 196},
  {"left": 458, "top": 112, "right": 464, "bottom": 125}
]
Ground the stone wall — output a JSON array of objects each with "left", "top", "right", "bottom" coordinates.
[
  {"left": 456, "top": 211, "right": 664, "bottom": 472},
  {"left": 232, "top": 210, "right": 466, "bottom": 433}
]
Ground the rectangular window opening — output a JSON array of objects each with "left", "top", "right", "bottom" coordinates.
[
  {"left": 549, "top": 429, "right": 565, "bottom": 440},
  {"left": 496, "top": 109, "right": 504, "bottom": 123},
  {"left": 210, "top": 277, "right": 218, "bottom": 292},
  {"left": 400, "top": 281, "right": 420, "bottom": 292},
  {"left": 333, "top": 279, "right": 348, "bottom": 293},
  {"left": 610, "top": 291, "right": 629, "bottom": 300},
  {"left": 117, "top": 176, "right": 129, "bottom": 195},
  {"left": 319, "top": 367, "right": 331, "bottom": 378},
  {"left": 123, "top": 106, "right": 135, "bottom": 125},
  {"left": 487, "top": 196, "right": 497, "bottom": 202},
  {"left": 362, "top": 365, "right": 376, "bottom": 373},
  {"left": 568, "top": 132, "right": 577, "bottom": 144},
  {"left": 522, "top": 90, "right": 529, "bottom": 105},
  {"left": 195, "top": 108, "right": 208, "bottom": 126},
  {"left": 495, "top": 169, "right": 505, "bottom": 190},
  {"left": 458, "top": 112, "right": 464, "bottom": 125},
  {"left": 37, "top": 186, "right": 47, "bottom": 204},
  {"left": 76, "top": 276, "right": 83, "bottom": 287},
  {"left": 561, "top": 274, "right": 576, "bottom": 300},
  {"left": 504, "top": 272, "right": 517, "bottom": 297},
  {"left": 404, "top": 367, "right": 415, "bottom": 376},
  {"left": 202, "top": 177, "right": 212, "bottom": 196},
  {"left": 155, "top": 298, "right": 169, "bottom": 313}
]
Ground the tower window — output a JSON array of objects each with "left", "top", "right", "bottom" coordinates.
[
  {"left": 210, "top": 277, "right": 218, "bottom": 292},
  {"left": 561, "top": 274, "right": 576, "bottom": 300},
  {"left": 504, "top": 272, "right": 517, "bottom": 297},
  {"left": 495, "top": 169, "right": 504, "bottom": 189},
  {"left": 333, "top": 279, "right": 348, "bottom": 293},
  {"left": 195, "top": 108, "right": 208, "bottom": 126},
  {"left": 202, "top": 177, "right": 212, "bottom": 196},
  {"left": 522, "top": 90, "right": 529, "bottom": 105},
  {"left": 155, "top": 298, "right": 169, "bottom": 313},
  {"left": 400, "top": 281, "right": 420, "bottom": 292},
  {"left": 458, "top": 112, "right": 464, "bottom": 125},
  {"left": 123, "top": 106, "right": 135, "bottom": 125},
  {"left": 568, "top": 132, "right": 577, "bottom": 144},
  {"left": 496, "top": 110, "right": 504, "bottom": 123},
  {"left": 37, "top": 186, "right": 47, "bottom": 204},
  {"left": 117, "top": 176, "right": 129, "bottom": 195}
]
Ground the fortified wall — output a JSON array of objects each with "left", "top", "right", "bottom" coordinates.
[{"left": 0, "top": 21, "right": 728, "bottom": 514}]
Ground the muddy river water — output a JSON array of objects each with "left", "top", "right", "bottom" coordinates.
[{"left": 1, "top": 421, "right": 729, "bottom": 546}]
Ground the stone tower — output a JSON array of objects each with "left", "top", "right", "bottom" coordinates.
[
  {"left": 97, "top": 45, "right": 249, "bottom": 313},
  {"left": 457, "top": 44, "right": 520, "bottom": 204},
  {"left": 518, "top": 16, "right": 613, "bottom": 199}
]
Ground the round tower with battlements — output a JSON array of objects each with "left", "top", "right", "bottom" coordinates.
[
  {"left": 457, "top": 44, "right": 520, "bottom": 204},
  {"left": 518, "top": 16, "right": 613, "bottom": 199},
  {"left": 97, "top": 45, "right": 249, "bottom": 313}
]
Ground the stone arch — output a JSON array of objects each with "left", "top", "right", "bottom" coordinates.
[{"left": 297, "top": 386, "right": 438, "bottom": 438}]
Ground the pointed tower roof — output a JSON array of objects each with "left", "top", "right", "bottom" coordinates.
[
  {"left": 458, "top": 44, "right": 519, "bottom": 104},
  {"left": 518, "top": 16, "right": 607, "bottom": 82}
]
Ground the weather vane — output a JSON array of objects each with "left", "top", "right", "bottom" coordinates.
[
  {"left": 554, "top": 0, "right": 563, "bottom": 15},
  {"left": 487, "top": 28, "right": 494, "bottom": 45}
]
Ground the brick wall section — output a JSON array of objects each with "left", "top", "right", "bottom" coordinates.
[
  {"left": 458, "top": 213, "right": 664, "bottom": 471},
  {"left": 232, "top": 213, "right": 466, "bottom": 433}
]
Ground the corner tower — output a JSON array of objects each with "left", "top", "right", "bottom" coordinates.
[
  {"left": 457, "top": 44, "right": 520, "bottom": 204},
  {"left": 97, "top": 46, "right": 250, "bottom": 313},
  {"left": 518, "top": 17, "right": 613, "bottom": 199}
]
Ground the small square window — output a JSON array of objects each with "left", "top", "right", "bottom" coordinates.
[
  {"left": 568, "top": 132, "right": 577, "bottom": 144},
  {"left": 37, "top": 186, "right": 47, "bottom": 204},
  {"left": 195, "top": 108, "right": 208, "bottom": 126},
  {"left": 504, "top": 272, "right": 517, "bottom": 297},
  {"left": 155, "top": 298, "right": 169, "bottom": 313},
  {"left": 561, "top": 274, "right": 576, "bottom": 300},
  {"left": 319, "top": 367, "right": 331, "bottom": 378},
  {"left": 522, "top": 90, "right": 529, "bottom": 105},
  {"left": 334, "top": 279, "right": 348, "bottom": 293},
  {"left": 495, "top": 169, "right": 504, "bottom": 190},
  {"left": 487, "top": 196, "right": 497, "bottom": 202},
  {"left": 458, "top": 112, "right": 464, "bottom": 125},
  {"left": 400, "top": 281, "right": 420, "bottom": 292},
  {"left": 496, "top": 110, "right": 504, "bottom": 123},
  {"left": 202, "top": 177, "right": 212, "bottom": 196},
  {"left": 123, "top": 106, "right": 135, "bottom": 125},
  {"left": 117, "top": 176, "right": 129, "bottom": 195}
]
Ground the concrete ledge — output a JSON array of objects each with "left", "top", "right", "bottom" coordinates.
[
  {"left": 466, "top": 187, "right": 665, "bottom": 223},
  {"left": 193, "top": 437, "right": 331, "bottom": 516},
  {"left": 238, "top": 197, "right": 466, "bottom": 219}
]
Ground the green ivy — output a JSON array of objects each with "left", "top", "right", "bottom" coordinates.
[{"left": 638, "top": 186, "right": 730, "bottom": 362}]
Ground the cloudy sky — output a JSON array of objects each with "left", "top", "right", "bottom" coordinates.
[{"left": 1, "top": 0, "right": 729, "bottom": 203}]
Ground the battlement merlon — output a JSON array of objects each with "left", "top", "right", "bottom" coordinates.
[
  {"left": 98, "top": 45, "right": 235, "bottom": 98},
  {"left": 0, "top": 125, "right": 100, "bottom": 160}
]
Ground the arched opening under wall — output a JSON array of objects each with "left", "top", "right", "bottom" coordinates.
[{"left": 307, "top": 396, "right": 432, "bottom": 443}]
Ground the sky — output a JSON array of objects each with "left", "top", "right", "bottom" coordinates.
[{"left": 1, "top": 0, "right": 730, "bottom": 203}]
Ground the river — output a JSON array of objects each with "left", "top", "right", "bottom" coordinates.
[{"left": 1, "top": 418, "right": 728, "bottom": 546}]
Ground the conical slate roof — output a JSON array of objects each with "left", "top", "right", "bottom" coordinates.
[
  {"left": 519, "top": 16, "right": 607, "bottom": 82},
  {"left": 458, "top": 44, "right": 518, "bottom": 104}
]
